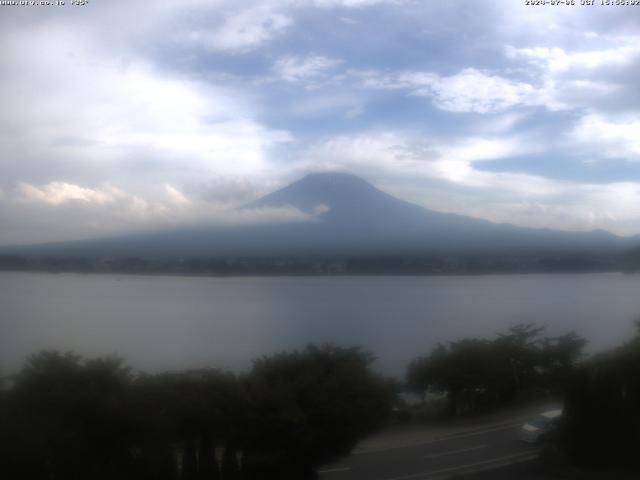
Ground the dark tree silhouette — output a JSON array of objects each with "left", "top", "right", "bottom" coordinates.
[
  {"left": 560, "top": 324, "right": 640, "bottom": 471},
  {"left": 242, "top": 344, "right": 392, "bottom": 479},
  {"left": 2, "top": 351, "right": 134, "bottom": 480},
  {"left": 407, "top": 324, "right": 587, "bottom": 417},
  {"left": 0, "top": 345, "right": 391, "bottom": 480}
]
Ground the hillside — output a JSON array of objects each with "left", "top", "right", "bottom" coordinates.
[{"left": 1, "top": 172, "right": 636, "bottom": 261}]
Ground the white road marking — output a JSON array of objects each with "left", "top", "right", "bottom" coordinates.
[
  {"left": 431, "top": 421, "right": 524, "bottom": 442},
  {"left": 423, "top": 444, "right": 488, "bottom": 459},
  {"left": 353, "top": 421, "right": 524, "bottom": 455},
  {"left": 382, "top": 450, "right": 538, "bottom": 480},
  {"left": 318, "top": 467, "right": 352, "bottom": 474}
]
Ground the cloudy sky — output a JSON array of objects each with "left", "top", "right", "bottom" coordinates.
[{"left": 1, "top": 0, "right": 640, "bottom": 245}]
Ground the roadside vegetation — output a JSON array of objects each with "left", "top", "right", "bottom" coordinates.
[
  {"left": 0, "top": 345, "right": 391, "bottom": 480},
  {"left": 405, "top": 322, "right": 640, "bottom": 474},
  {"left": 560, "top": 322, "right": 640, "bottom": 472},
  {"left": 2, "top": 323, "right": 640, "bottom": 478},
  {"left": 406, "top": 324, "right": 586, "bottom": 418}
]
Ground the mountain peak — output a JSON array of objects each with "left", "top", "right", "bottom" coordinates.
[
  {"left": 248, "top": 172, "right": 385, "bottom": 214},
  {"left": 246, "top": 171, "right": 432, "bottom": 228},
  {"left": 283, "top": 172, "right": 382, "bottom": 201},
  {"left": 5, "top": 172, "right": 631, "bottom": 259},
  {"left": 297, "top": 171, "right": 373, "bottom": 187}
]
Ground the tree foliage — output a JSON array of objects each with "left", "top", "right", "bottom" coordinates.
[
  {"left": 243, "top": 345, "right": 391, "bottom": 479},
  {"left": 0, "top": 345, "right": 391, "bottom": 480},
  {"left": 407, "top": 324, "right": 586, "bottom": 416},
  {"left": 560, "top": 323, "right": 640, "bottom": 470}
]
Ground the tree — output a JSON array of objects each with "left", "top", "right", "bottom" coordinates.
[
  {"left": 406, "top": 324, "right": 586, "bottom": 417},
  {"left": 560, "top": 325, "right": 640, "bottom": 470},
  {"left": 407, "top": 343, "right": 447, "bottom": 403},
  {"left": 0, "top": 345, "right": 391, "bottom": 480},
  {"left": 242, "top": 344, "right": 392, "bottom": 479},
  {"left": 539, "top": 331, "right": 588, "bottom": 392},
  {"left": 4, "top": 351, "right": 134, "bottom": 480},
  {"left": 495, "top": 323, "right": 546, "bottom": 393},
  {"left": 129, "top": 368, "right": 242, "bottom": 480}
]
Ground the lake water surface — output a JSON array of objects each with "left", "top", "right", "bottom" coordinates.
[{"left": 2, "top": 272, "right": 639, "bottom": 377}]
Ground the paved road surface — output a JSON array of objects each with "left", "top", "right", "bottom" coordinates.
[{"left": 318, "top": 420, "right": 540, "bottom": 480}]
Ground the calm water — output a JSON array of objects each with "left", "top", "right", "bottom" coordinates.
[{"left": 1, "top": 272, "right": 639, "bottom": 377}]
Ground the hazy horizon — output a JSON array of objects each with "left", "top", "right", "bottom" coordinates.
[
  {"left": 5, "top": 171, "right": 640, "bottom": 249},
  {"left": 3, "top": 5, "right": 640, "bottom": 478},
  {"left": 2, "top": 1, "right": 640, "bottom": 246}
]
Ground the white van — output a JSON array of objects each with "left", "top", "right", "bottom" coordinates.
[{"left": 518, "top": 409, "right": 563, "bottom": 443}]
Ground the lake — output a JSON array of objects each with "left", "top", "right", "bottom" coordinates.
[{"left": 1, "top": 271, "right": 639, "bottom": 377}]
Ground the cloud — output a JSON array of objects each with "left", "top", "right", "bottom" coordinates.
[
  {"left": 230, "top": 205, "right": 320, "bottom": 225},
  {"left": 0, "top": 180, "right": 321, "bottom": 245},
  {"left": 273, "top": 54, "right": 343, "bottom": 82},
  {"left": 354, "top": 34, "right": 640, "bottom": 115},
  {"left": 299, "top": 132, "right": 640, "bottom": 235},
  {"left": 14, "top": 181, "right": 171, "bottom": 220},
  {"left": 571, "top": 113, "right": 640, "bottom": 161},
  {"left": 183, "top": 5, "right": 293, "bottom": 53},
  {"left": 301, "top": 132, "right": 539, "bottom": 186},
  {"left": 312, "top": 0, "right": 398, "bottom": 7},
  {"left": 345, "top": 104, "right": 365, "bottom": 118},
  {"left": 506, "top": 40, "right": 640, "bottom": 74},
  {"left": 184, "top": 177, "right": 263, "bottom": 205},
  {"left": 504, "top": 37, "right": 640, "bottom": 113},
  {"left": 17, "top": 182, "right": 125, "bottom": 206},
  {"left": 440, "top": 137, "right": 539, "bottom": 164},
  {"left": 406, "top": 69, "right": 539, "bottom": 114},
  {"left": 0, "top": 22, "right": 291, "bottom": 187},
  {"left": 359, "top": 68, "right": 544, "bottom": 113},
  {"left": 2, "top": 0, "right": 640, "bottom": 243},
  {"left": 163, "top": 184, "right": 191, "bottom": 206}
]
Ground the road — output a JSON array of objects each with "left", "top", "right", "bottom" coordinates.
[{"left": 318, "top": 420, "right": 542, "bottom": 480}]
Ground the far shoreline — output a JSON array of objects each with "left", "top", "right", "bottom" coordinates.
[{"left": 0, "top": 266, "right": 633, "bottom": 280}]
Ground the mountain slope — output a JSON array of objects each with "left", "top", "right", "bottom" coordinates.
[
  {"left": 247, "top": 172, "right": 632, "bottom": 254},
  {"left": 2, "top": 172, "right": 636, "bottom": 258}
]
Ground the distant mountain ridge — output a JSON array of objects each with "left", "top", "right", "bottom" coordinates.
[
  {"left": 245, "top": 172, "right": 633, "bottom": 254},
  {"left": 2, "top": 172, "right": 637, "bottom": 259},
  {"left": 247, "top": 172, "right": 428, "bottom": 225}
]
